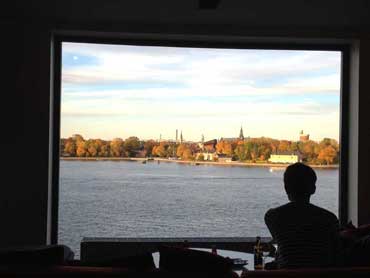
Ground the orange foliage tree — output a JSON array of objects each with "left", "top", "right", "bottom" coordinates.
[{"left": 318, "top": 145, "right": 338, "bottom": 165}]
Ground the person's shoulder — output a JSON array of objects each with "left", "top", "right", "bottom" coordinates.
[
  {"left": 264, "top": 203, "right": 291, "bottom": 220},
  {"left": 309, "top": 203, "right": 338, "bottom": 222},
  {"left": 268, "top": 202, "right": 296, "bottom": 213}
]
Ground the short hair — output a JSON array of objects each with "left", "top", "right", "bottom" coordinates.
[{"left": 284, "top": 163, "right": 317, "bottom": 197}]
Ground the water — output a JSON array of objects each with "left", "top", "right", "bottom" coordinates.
[{"left": 58, "top": 160, "right": 338, "bottom": 256}]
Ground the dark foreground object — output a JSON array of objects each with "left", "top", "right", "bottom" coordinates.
[
  {"left": 1, "top": 244, "right": 370, "bottom": 277},
  {"left": 2, "top": 265, "right": 370, "bottom": 278}
]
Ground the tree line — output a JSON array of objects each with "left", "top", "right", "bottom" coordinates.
[
  {"left": 215, "top": 137, "right": 339, "bottom": 165},
  {"left": 61, "top": 134, "right": 339, "bottom": 165}
]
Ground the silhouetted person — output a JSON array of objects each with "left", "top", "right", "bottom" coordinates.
[{"left": 265, "top": 163, "right": 339, "bottom": 269}]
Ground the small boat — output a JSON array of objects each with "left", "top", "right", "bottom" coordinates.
[
  {"left": 269, "top": 166, "right": 285, "bottom": 172},
  {"left": 142, "top": 160, "right": 146, "bottom": 164}
]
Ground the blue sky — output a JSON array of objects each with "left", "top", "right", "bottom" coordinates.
[{"left": 61, "top": 42, "right": 341, "bottom": 142}]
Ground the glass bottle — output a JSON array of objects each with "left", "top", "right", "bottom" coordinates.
[
  {"left": 211, "top": 245, "right": 217, "bottom": 255},
  {"left": 254, "top": 236, "right": 263, "bottom": 270}
]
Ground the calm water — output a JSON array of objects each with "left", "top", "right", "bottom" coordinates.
[{"left": 58, "top": 161, "right": 338, "bottom": 256}]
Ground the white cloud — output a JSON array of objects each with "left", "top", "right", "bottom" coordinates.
[
  {"left": 62, "top": 91, "right": 337, "bottom": 121},
  {"left": 62, "top": 43, "right": 341, "bottom": 90},
  {"left": 61, "top": 43, "right": 341, "bottom": 141}
]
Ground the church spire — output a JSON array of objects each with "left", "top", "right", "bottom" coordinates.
[{"left": 239, "top": 126, "right": 244, "bottom": 140}]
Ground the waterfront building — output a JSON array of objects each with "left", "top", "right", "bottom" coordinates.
[
  {"left": 268, "top": 151, "right": 302, "bottom": 164},
  {"left": 198, "top": 139, "right": 217, "bottom": 152},
  {"left": 195, "top": 152, "right": 217, "bottom": 161}
]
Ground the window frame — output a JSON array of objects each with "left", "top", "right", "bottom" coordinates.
[{"left": 50, "top": 34, "right": 350, "bottom": 244}]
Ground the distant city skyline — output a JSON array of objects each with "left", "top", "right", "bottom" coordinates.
[
  {"left": 61, "top": 43, "right": 341, "bottom": 141},
  {"left": 64, "top": 127, "right": 317, "bottom": 144}
]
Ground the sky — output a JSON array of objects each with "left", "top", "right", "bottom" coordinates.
[{"left": 61, "top": 42, "right": 341, "bottom": 142}]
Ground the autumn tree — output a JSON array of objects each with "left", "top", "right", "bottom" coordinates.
[
  {"left": 60, "top": 139, "right": 66, "bottom": 154},
  {"left": 176, "top": 143, "right": 187, "bottom": 158},
  {"left": 234, "top": 144, "right": 248, "bottom": 161},
  {"left": 258, "top": 144, "right": 271, "bottom": 161},
  {"left": 110, "top": 138, "right": 124, "bottom": 157},
  {"left": 166, "top": 143, "right": 177, "bottom": 158},
  {"left": 318, "top": 145, "right": 338, "bottom": 165},
  {"left": 224, "top": 142, "right": 233, "bottom": 156},
  {"left": 143, "top": 140, "right": 156, "bottom": 157},
  {"left": 63, "top": 138, "right": 76, "bottom": 156},
  {"left": 278, "top": 140, "right": 290, "bottom": 152},
  {"left": 216, "top": 140, "right": 234, "bottom": 156},
  {"left": 250, "top": 144, "right": 259, "bottom": 161},
  {"left": 182, "top": 148, "right": 193, "bottom": 160},
  {"left": 197, "top": 153, "right": 205, "bottom": 161},
  {"left": 72, "top": 134, "right": 84, "bottom": 143},
  {"left": 124, "top": 136, "right": 140, "bottom": 157},
  {"left": 290, "top": 142, "right": 300, "bottom": 152},
  {"left": 270, "top": 139, "right": 280, "bottom": 153},
  {"left": 153, "top": 142, "right": 168, "bottom": 157},
  {"left": 301, "top": 140, "right": 318, "bottom": 163},
  {"left": 76, "top": 140, "right": 87, "bottom": 157},
  {"left": 86, "top": 139, "right": 99, "bottom": 157},
  {"left": 216, "top": 140, "right": 225, "bottom": 154},
  {"left": 176, "top": 143, "right": 193, "bottom": 160},
  {"left": 59, "top": 134, "right": 339, "bottom": 165},
  {"left": 98, "top": 141, "right": 110, "bottom": 157}
]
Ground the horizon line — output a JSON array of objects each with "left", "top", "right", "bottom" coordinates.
[{"left": 61, "top": 133, "right": 339, "bottom": 143}]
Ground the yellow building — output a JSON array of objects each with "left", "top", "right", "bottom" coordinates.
[{"left": 269, "top": 152, "right": 302, "bottom": 164}]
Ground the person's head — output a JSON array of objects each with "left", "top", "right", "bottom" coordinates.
[{"left": 283, "top": 162, "right": 317, "bottom": 202}]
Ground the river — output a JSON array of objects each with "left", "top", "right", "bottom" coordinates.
[{"left": 58, "top": 160, "right": 338, "bottom": 256}]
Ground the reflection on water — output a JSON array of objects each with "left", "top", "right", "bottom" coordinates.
[{"left": 58, "top": 161, "right": 338, "bottom": 256}]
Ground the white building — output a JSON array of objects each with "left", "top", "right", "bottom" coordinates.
[{"left": 196, "top": 152, "right": 217, "bottom": 161}]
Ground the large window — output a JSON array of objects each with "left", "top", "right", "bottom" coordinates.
[{"left": 54, "top": 40, "right": 345, "bottom": 255}]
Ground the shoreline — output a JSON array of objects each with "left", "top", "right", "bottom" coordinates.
[{"left": 60, "top": 157, "right": 339, "bottom": 169}]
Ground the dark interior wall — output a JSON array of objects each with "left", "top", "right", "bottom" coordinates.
[
  {"left": 1, "top": 22, "right": 51, "bottom": 247},
  {"left": 8, "top": 0, "right": 370, "bottom": 28},
  {"left": 358, "top": 40, "right": 370, "bottom": 225},
  {"left": 1, "top": 1, "right": 370, "bottom": 248}
]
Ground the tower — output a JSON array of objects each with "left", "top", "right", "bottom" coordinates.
[
  {"left": 299, "top": 130, "right": 310, "bottom": 142},
  {"left": 180, "top": 130, "right": 183, "bottom": 143},
  {"left": 239, "top": 126, "right": 244, "bottom": 140},
  {"left": 201, "top": 134, "right": 205, "bottom": 143},
  {"left": 176, "top": 129, "right": 178, "bottom": 142}
]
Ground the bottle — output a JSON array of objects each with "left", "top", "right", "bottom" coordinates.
[
  {"left": 211, "top": 245, "right": 217, "bottom": 255},
  {"left": 254, "top": 236, "right": 263, "bottom": 270}
]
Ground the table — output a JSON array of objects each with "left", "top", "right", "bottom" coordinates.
[{"left": 152, "top": 248, "right": 274, "bottom": 276}]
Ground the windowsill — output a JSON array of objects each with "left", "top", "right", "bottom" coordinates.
[{"left": 80, "top": 237, "right": 272, "bottom": 261}]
